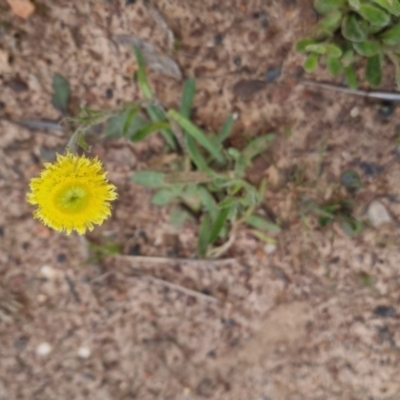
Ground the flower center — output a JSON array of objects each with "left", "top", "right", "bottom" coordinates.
[{"left": 55, "top": 185, "right": 89, "bottom": 213}]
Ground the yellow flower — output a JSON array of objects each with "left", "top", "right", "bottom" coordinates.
[{"left": 27, "top": 152, "right": 117, "bottom": 235}]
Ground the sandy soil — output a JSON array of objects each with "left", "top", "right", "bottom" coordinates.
[{"left": 1, "top": 0, "right": 400, "bottom": 399}]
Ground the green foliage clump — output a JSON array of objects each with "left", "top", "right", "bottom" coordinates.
[{"left": 296, "top": 0, "right": 400, "bottom": 88}]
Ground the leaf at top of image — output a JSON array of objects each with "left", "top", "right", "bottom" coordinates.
[
  {"left": 372, "top": 0, "right": 400, "bottom": 17},
  {"left": 341, "top": 13, "right": 368, "bottom": 42},
  {"left": 51, "top": 73, "right": 70, "bottom": 114},
  {"left": 358, "top": 4, "right": 391, "bottom": 27},
  {"left": 314, "top": 0, "right": 346, "bottom": 15}
]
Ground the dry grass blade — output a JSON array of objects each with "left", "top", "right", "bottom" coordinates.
[{"left": 114, "top": 254, "right": 236, "bottom": 266}]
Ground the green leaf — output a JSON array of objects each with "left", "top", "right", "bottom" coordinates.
[
  {"left": 380, "top": 22, "right": 400, "bottom": 45},
  {"left": 371, "top": 0, "right": 400, "bottom": 17},
  {"left": 340, "top": 217, "right": 363, "bottom": 236},
  {"left": 208, "top": 206, "right": 231, "bottom": 244},
  {"left": 341, "top": 49, "right": 357, "bottom": 66},
  {"left": 133, "top": 46, "right": 153, "bottom": 99},
  {"left": 130, "top": 121, "right": 171, "bottom": 142},
  {"left": 327, "top": 56, "right": 342, "bottom": 75},
  {"left": 358, "top": 4, "right": 390, "bottom": 26},
  {"left": 295, "top": 38, "right": 317, "bottom": 52},
  {"left": 151, "top": 189, "right": 177, "bottom": 206},
  {"left": 132, "top": 171, "right": 166, "bottom": 188},
  {"left": 167, "top": 109, "right": 225, "bottom": 163},
  {"left": 245, "top": 215, "right": 281, "bottom": 234},
  {"left": 304, "top": 53, "right": 319, "bottom": 72},
  {"left": 197, "top": 214, "right": 212, "bottom": 257},
  {"left": 348, "top": 0, "right": 360, "bottom": 10},
  {"left": 185, "top": 134, "right": 212, "bottom": 173},
  {"left": 325, "top": 43, "right": 343, "bottom": 58},
  {"left": 319, "top": 10, "right": 343, "bottom": 31},
  {"left": 198, "top": 187, "right": 218, "bottom": 220},
  {"left": 242, "top": 134, "right": 275, "bottom": 160},
  {"left": 217, "top": 115, "right": 234, "bottom": 143},
  {"left": 340, "top": 169, "right": 362, "bottom": 192},
  {"left": 249, "top": 230, "right": 277, "bottom": 244},
  {"left": 52, "top": 74, "right": 70, "bottom": 113},
  {"left": 180, "top": 77, "right": 196, "bottom": 118},
  {"left": 313, "top": 0, "right": 346, "bottom": 14},
  {"left": 366, "top": 54, "right": 382, "bottom": 87},
  {"left": 341, "top": 13, "right": 368, "bottom": 42},
  {"left": 146, "top": 105, "right": 177, "bottom": 150},
  {"left": 344, "top": 65, "right": 358, "bottom": 89},
  {"left": 305, "top": 43, "right": 327, "bottom": 54},
  {"left": 122, "top": 106, "right": 141, "bottom": 136},
  {"left": 353, "top": 41, "right": 380, "bottom": 57},
  {"left": 170, "top": 206, "right": 193, "bottom": 226}
]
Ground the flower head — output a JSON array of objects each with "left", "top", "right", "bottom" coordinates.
[{"left": 27, "top": 152, "right": 117, "bottom": 235}]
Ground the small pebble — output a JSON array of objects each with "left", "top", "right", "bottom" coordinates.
[
  {"left": 373, "top": 305, "right": 396, "bottom": 318},
  {"left": 37, "top": 294, "right": 47, "bottom": 303},
  {"left": 350, "top": 106, "right": 360, "bottom": 118},
  {"left": 57, "top": 253, "right": 66, "bottom": 262},
  {"left": 36, "top": 342, "right": 52, "bottom": 357},
  {"left": 77, "top": 347, "right": 91, "bottom": 359},
  {"left": 40, "top": 265, "right": 58, "bottom": 280},
  {"left": 232, "top": 112, "right": 240, "bottom": 120},
  {"left": 214, "top": 33, "right": 223, "bottom": 45},
  {"left": 367, "top": 200, "right": 392, "bottom": 227},
  {"left": 233, "top": 56, "right": 241, "bottom": 67},
  {"left": 378, "top": 101, "right": 395, "bottom": 118},
  {"left": 105, "top": 88, "right": 113, "bottom": 99},
  {"left": 264, "top": 243, "right": 277, "bottom": 254},
  {"left": 265, "top": 67, "right": 281, "bottom": 83}
]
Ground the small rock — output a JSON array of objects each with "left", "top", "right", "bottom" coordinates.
[
  {"left": 378, "top": 101, "right": 395, "bottom": 118},
  {"left": 350, "top": 106, "right": 360, "bottom": 118},
  {"left": 57, "top": 253, "right": 66, "bottom": 263},
  {"left": 232, "top": 79, "right": 266, "bottom": 100},
  {"left": 77, "top": 347, "right": 91, "bottom": 359},
  {"left": 40, "top": 265, "right": 58, "bottom": 280},
  {"left": 214, "top": 33, "right": 223, "bottom": 45},
  {"left": 265, "top": 67, "right": 281, "bottom": 83},
  {"left": 264, "top": 243, "right": 277, "bottom": 254},
  {"left": 359, "top": 162, "right": 384, "bottom": 177},
  {"left": 233, "top": 56, "right": 241, "bottom": 67},
  {"left": 373, "top": 305, "right": 396, "bottom": 318},
  {"left": 367, "top": 200, "right": 392, "bottom": 227},
  {"left": 6, "top": 0, "right": 35, "bottom": 19},
  {"left": 36, "top": 342, "right": 52, "bottom": 356},
  {"left": 105, "top": 88, "right": 113, "bottom": 99}
]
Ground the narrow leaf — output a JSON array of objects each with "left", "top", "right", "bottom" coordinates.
[
  {"left": 132, "top": 171, "right": 166, "bottom": 188},
  {"left": 304, "top": 53, "right": 319, "bottom": 72},
  {"left": 344, "top": 65, "right": 358, "bottom": 89},
  {"left": 130, "top": 121, "right": 171, "bottom": 142},
  {"left": 245, "top": 214, "right": 281, "bottom": 234},
  {"left": 180, "top": 78, "right": 196, "bottom": 118},
  {"left": 197, "top": 215, "right": 212, "bottom": 257},
  {"left": 167, "top": 109, "right": 224, "bottom": 163},
  {"left": 242, "top": 134, "right": 275, "bottom": 160},
  {"left": 249, "top": 230, "right": 277, "bottom": 244},
  {"left": 217, "top": 115, "right": 234, "bottom": 143},
  {"left": 146, "top": 105, "right": 177, "bottom": 150},
  {"left": 366, "top": 54, "right": 382, "bottom": 87},
  {"left": 133, "top": 46, "right": 153, "bottom": 99},
  {"left": 52, "top": 74, "right": 70, "bottom": 113},
  {"left": 208, "top": 206, "right": 230, "bottom": 244},
  {"left": 122, "top": 106, "right": 140, "bottom": 136},
  {"left": 198, "top": 187, "right": 218, "bottom": 220},
  {"left": 185, "top": 134, "right": 212, "bottom": 173}
]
